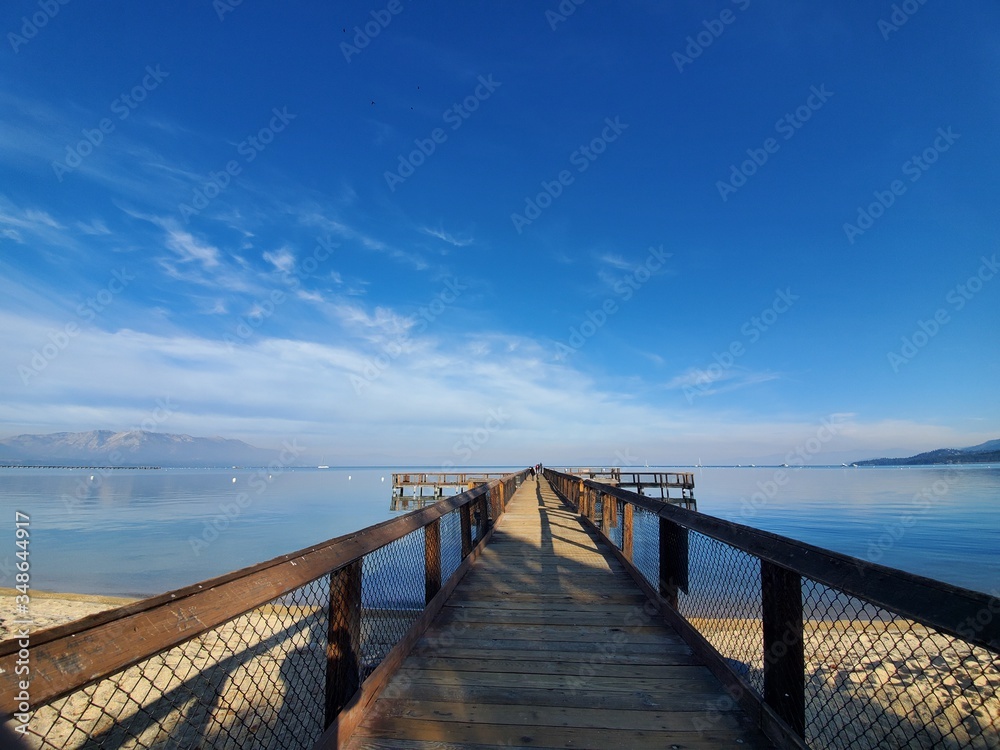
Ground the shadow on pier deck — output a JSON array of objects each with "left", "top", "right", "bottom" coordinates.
[{"left": 347, "top": 475, "right": 768, "bottom": 748}]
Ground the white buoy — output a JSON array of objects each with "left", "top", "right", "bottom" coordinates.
[
  {"left": 381, "top": 476, "right": 385, "bottom": 482},
  {"left": 348, "top": 475, "right": 352, "bottom": 480},
  {"left": 232, "top": 477, "right": 237, "bottom": 483},
  {"left": 89, "top": 475, "right": 94, "bottom": 481}
]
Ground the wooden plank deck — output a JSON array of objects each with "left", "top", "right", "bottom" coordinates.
[{"left": 346, "top": 476, "right": 772, "bottom": 750}]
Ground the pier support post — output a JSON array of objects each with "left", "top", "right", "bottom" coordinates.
[
  {"left": 658, "top": 517, "right": 689, "bottom": 609},
  {"left": 424, "top": 519, "right": 441, "bottom": 604},
  {"left": 325, "top": 559, "right": 362, "bottom": 728},
  {"left": 761, "top": 561, "right": 805, "bottom": 738}
]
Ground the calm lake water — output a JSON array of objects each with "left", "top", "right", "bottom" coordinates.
[{"left": 0, "top": 465, "right": 996, "bottom": 598}]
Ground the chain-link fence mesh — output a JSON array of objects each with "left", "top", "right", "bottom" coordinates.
[
  {"left": 3, "top": 474, "right": 526, "bottom": 749},
  {"left": 543, "top": 470, "right": 999, "bottom": 750},
  {"left": 15, "top": 577, "right": 331, "bottom": 749},
  {"left": 801, "top": 578, "right": 999, "bottom": 749},
  {"left": 677, "top": 531, "right": 764, "bottom": 695}
]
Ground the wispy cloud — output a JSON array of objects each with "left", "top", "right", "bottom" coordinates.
[
  {"left": 296, "top": 207, "right": 430, "bottom": 270},
  {"left": 598, "top": 252, "right": 632, "bottom": 271},
  {"left": 421, "top": 226, "right": 474, "bottom": 247},
  {"left": 0, "top": 196, "right": 74, "bottom": 249},
  {"left": 665, "top": 367, "right": 782, "bottom": 396},
  {"left": 162, "top": 223, "right": 221, "bottom": 269},
  {"left": 76, "top": 219, "right": 112, "bottom": 236},
  {"left": 263, "top": 247, "right": 296, "bottom": 274}
]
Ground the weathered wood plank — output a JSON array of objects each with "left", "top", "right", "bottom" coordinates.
[
  {"left": 402, "top": 655, "right": 707, "bottom": 676},
  {"left": 371, "top": 699, "right": 751, "bottom": 732},
  {"left": 391, "top": 668, "right": 721, "bottom": 693},
  {"left": 353, "top": 718, "right": 772, "bottom": 749},
  {"left": 344, "top": 476, "right": 773, "bottom": 750},
  {"left": 412, "top": 636, "right": 687, "bottom": 654},
  {"left": 406, "top": 645, "right": 695, "bottom": 664},
  {"left": 379, "top": 680, "right": 743, "bottom": 711}
]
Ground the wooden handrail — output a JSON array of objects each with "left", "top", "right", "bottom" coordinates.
[
  {"left": 0, "top": 472, "right": 527, "bottom": 715},
  {"left": 546, "top": 469, "right": 1000, "bottom": 654}
]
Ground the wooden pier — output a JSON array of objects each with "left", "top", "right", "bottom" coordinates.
[
  {"left": 563, "top": 468, "right": 697, "bottom": 509},
  {"left": 349, "top": 475, "right": 767, "bottom": 748},
  {"left": 392, "top": 469, "right": 697, "bottom": 511},
  {"left": 2, "top": 467, "right": 996, "bottom": 749},
  {"left": 390, "top": 472, "right": 508, "bottom": 510}
]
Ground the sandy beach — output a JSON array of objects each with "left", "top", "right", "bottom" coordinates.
[
  {"left": 0, "top": 588, "right": 137, "bottom": 641},
  {"left": 693, "top": 617, "right": 1000, "bottom": 749}
]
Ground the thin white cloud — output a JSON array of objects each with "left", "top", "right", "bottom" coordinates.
[
  {"left": 162, "top": 224, "right": 221, "bottom": 269},
  {"left": 263, "top": 247, "right": 296, "bottom": 274},
  {"left": 296, "top": 207, "right": 430, "bottom": 270},
  {"left": 76, "top": 219, "right": 112, "bottom": 236},
  {"left": 598, "top": 253, "right": 632, "bottom": 271},
  {"left": 665, "top": 367, "right": 781, "bottom": 395},
  {"left": 0, "top": 196, "right": 75, "bottom": 250},
  {"left": 421, "top": 226, "right": 474, "bottom": 247}
]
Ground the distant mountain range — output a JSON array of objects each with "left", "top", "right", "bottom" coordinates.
[
  {"left": 855, "top": 439, "right": 1000, "bottom": 466},
  {"left": 0, "top": 430, "right": 281, "bottom": 468}
]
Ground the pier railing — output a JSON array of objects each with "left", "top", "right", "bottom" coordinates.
[
  {"left": 545, "top": 468, "right": 1000, "bottom": 749},
  {"left": 0, "top": 469, "right": 529, "bottom": 749}
]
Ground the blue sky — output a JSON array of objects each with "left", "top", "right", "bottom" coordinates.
[{"left": 1, "top": 1, "right": 998, "bottom": 465}]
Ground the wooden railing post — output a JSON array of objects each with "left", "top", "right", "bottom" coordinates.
[
  {"left": 658, "top": 517, "right": 689, "bottom": 608},
  {"left": 480, "top": 493, "right": 490, "bottom": 537},
  {"left": 424, "top": 519, "right": 441, "bottom": 604},
  {"left": 601, "top": 491, "right": 612, "bottom": 532},
  {"left": 460, "top": 502, "right": 473, "bottom": 558},
  {"left": 325, "top": 559, "right": 362, "bottom": 728},
  {"left": 622, "top": 503, "right": 634, "bottom": 561},
  {"left": 762, "top": 560, "right": 805, "bottom": 738}
]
